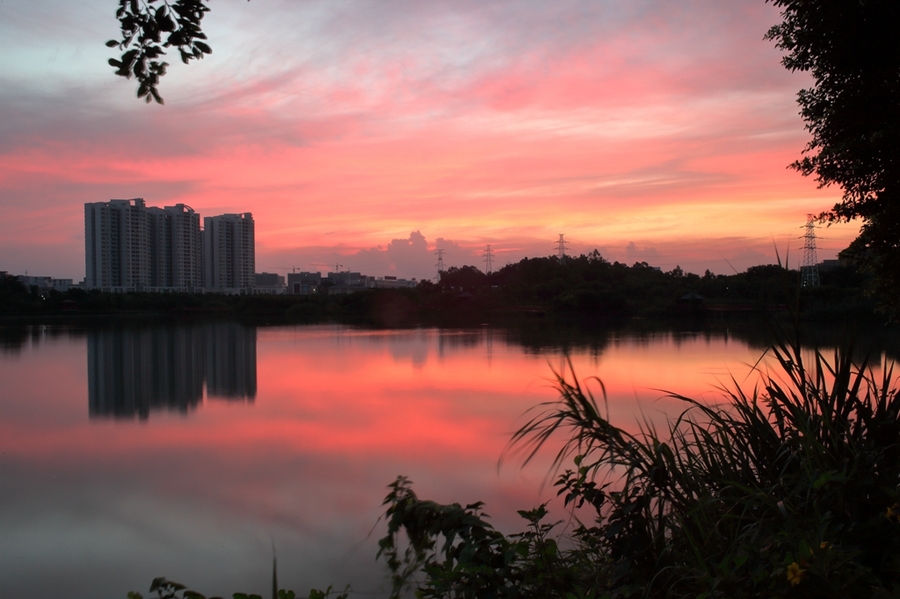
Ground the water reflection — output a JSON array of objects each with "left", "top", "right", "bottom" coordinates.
[
  {"left": 204, "top": 322, "right": 257, "bottom": 400},
  {"left": 87, "top": 322, "right": 256, "bottom": 419},
  {"left": 1, "top": 320, "right": 898, "bottom": 599}
]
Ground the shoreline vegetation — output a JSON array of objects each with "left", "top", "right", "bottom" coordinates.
[
  {"left": 7, "top": 256, "right": 898, "bottom": 599},
  {"left": 128, "top": 332, "right": 900, "bottom": 599},
  {"left": 0, "top": 255, "right": 882, "bottom": 327}
]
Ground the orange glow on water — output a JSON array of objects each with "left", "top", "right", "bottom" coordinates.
[{"left": 1, "top": 323, "right": 895, "bottom": 598}]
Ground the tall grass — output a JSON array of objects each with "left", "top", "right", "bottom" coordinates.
[
  {"left": 505, "top": 336, "right": 900, "bottom": 598},
  {"left": 379, "top": 337, "right": 900, "bottom": 599},
  {"left": 133, "top": 335, "right": 900, "bottom": 599}
]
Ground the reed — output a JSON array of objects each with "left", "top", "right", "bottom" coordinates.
[
  {"left": 132, "top": 335, "right": 900, "bottom": 599},
  {"left": 379, "top": 336, "right": 900, "bottom": 598}
]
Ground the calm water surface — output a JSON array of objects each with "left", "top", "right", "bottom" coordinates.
[{"left": 0, "top": 322, "right": 894, "bottom": 598}]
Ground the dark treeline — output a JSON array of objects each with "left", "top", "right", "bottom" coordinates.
[
  {"left": 431, "top": 252, "right": 871, "bottom": 322},
  {"left": 0, "top": 253, "right": 876, "bottom": 326}
]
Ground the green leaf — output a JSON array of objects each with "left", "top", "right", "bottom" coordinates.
[{"left": 106, "top": 40, "right": 120, "bottom": 48}]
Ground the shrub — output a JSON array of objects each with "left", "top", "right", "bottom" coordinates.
[
  {"left": 380, "top": 337, "right": 900, "bottom": 598},
  {"left": 132, "top": 336, "right": 900, "bottom": 599}
]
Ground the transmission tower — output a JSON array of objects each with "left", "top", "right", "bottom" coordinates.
[
  {"left": 434, "top": 249, "right": 445, "bottom": 282},
  {"left": 482, "top": 245, "right": 494, "bottom": 274},
  {"left": 801, "top": 214, "right": 820, "bottom": 287},
  {"left": 555, "top": 234, "right": 569, "bottom": 264}
]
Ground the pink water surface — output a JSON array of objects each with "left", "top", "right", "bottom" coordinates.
[{"left": 0, "top": 324, "right": 812, "bottom": 598}]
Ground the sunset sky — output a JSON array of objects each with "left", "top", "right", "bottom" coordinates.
[{"left": 0, "top": 0, "right": 862, "bottom": 282}]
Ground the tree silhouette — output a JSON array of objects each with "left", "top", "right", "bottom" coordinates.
[
  {"left": 766, "top": 0, "right": 900, "bottom": 317},
  {"left": 107, "top": 0, "right": 216, "bottom": 103}
]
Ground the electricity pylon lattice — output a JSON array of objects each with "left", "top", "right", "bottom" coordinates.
[
  {"left": 482, "top": 245, "right": 494, "bottom": 274},
  {"left": 555, "top": 234, "right": 569, "bottom": 265},
  {"left": 801, "top": 214, "right": 820, "bottom": 287},
  {"left": 434, "top": 249, "right": 445, "bottom": 282}
]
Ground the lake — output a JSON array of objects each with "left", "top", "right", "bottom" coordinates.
[{"left": 0, "top": 320, "right": 895, "bottom": 598}]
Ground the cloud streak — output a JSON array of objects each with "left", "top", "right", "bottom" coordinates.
[{"left": 0, "top": 0, "right": 858, "bottom": 279}]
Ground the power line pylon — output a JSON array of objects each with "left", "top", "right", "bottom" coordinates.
[
  {"left": 555, "top": 234, "right": 569, "bottom": 265},
  {"left": 434, "top": 249, "right": 445, "bottom": 282},
  {"left": 801, "top": 214, "right": 820, "bottom": 287},
  {"left": 482, "top": 245, "right": 494, "bottom": 274}
]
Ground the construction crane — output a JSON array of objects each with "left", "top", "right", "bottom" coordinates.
[
  {"left": 310, "top": 262, "right": 343, "bottom": 274},
  {"left": 268, "top": 266, "right": 302, "bottom": 273}
]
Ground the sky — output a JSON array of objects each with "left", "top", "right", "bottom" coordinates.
[{"left": 0, "top": 0, "right": 862, "bottom": 282}]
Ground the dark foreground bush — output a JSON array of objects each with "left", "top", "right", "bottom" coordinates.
[
  {"left": 372, "top": 340, "right": 900, "bottom": 599},
  {"left": 131, "top": 336, "right": 900, "bottom": 599}
]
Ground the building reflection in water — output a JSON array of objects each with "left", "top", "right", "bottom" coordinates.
[{"left": 88, "top": 322, "right": 257, "bottom": 419}]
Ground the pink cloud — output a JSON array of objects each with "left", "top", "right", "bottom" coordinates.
[{"left": 0, "top": 0, "right": 860, "bottom": 280}]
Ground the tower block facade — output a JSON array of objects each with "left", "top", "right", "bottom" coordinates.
[
  {"left": 85, "top": 200, "right": 252, "bottom": 293},
  {"left": 85, "top": 198, "right": 151, "bottom": 292},
  {"left": 203, "top": 213, "right": 255, "bottom": 292}
]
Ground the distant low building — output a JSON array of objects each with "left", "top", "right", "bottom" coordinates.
[
  {"left": 287, "top": 271, "right": 321, "bottom": 295},
  {"left": 16, "top": 275, "right": 75, "bottom": 292},
  {"left": 253, "top": 272, "right": 285, "bottom": 294},
  {"left": 325, "top": 271, "right": 368, "bottom": 295},
  {"left": 50, "top": 278, "right": 74, "bottom": 291},
  {"left": 372, "top": 276, "right": 418, "bottom": 289},
  {"left": 327, "top": 271, "right": 363, "bottom": 286}
]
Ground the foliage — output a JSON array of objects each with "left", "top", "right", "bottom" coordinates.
[
  {"left": 765, "top": 0, "right": 900, "bottom": 318},
  {"left": 379, "top": 336, "right": 900, "bottom": 598},
  {"left": 438, "top": 266, "right": 488, "bottom": 290},
  {"left": 107, "top": 0, "right": 217, "bottom": 103},
  {"left": 126, "top": 576, "right": 346, "bottom": 599},
  {"left": 126, "top": 577, "right": 214, "bottom": 599},
  {"left": 377, "top": 477, "right": 602, "bottom": 599},
  {"left": 0, "top": 274, "right": 32, "bottom": 312},
  {"left": 840, "top": 205, "right": 900, "bottom": 319},
  {"left": 127, "top": 331, "right": 900, "bottom": 598},
  {"left": 1, "top": 256, "right": 874, "bottom": 324},
  {"left": 765, "top": 0, "right": 900, "bottom": 222}
]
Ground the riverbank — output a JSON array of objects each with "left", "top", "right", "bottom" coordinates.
[{"left": 1, "top": 257, "right": 883, "bottom": 327}]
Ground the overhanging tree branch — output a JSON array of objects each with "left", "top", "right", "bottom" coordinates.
[{"left": 107, "top": 0, "right": 220, "bottom": 103}]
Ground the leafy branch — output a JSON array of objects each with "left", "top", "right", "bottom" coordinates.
[{"left": 106, "top": 0, "right": 223, "bottom": 103}]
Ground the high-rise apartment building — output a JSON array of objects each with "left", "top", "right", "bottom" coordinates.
[
  {"left": 203, "top": 213, "right": 255, "bottom": 292},
  {"left": 85, "top": 199, "right": 204, "bottom": 291},
  {"left": 85, "top": 198, "right": 151, "bottom": 291},
  {"left": 147, "top": 204, "right": 203, "bottom": 290}
]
